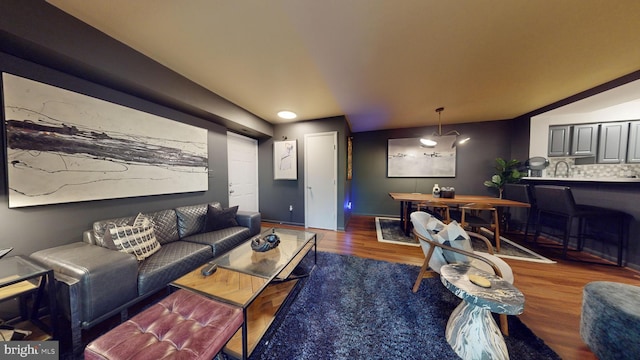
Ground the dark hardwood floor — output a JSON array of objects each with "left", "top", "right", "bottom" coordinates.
[{"left": 270, "top": 215, "right": 640, "bottom": 360}]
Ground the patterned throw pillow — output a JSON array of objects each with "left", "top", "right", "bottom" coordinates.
[
  {"left": 425, "top": 216, "right": 446, "bottom": 233},
  {"left": 104, "top": 213, "right": 161, "bottom": 261},
  {"left": 437, "top": 220, "right": 473, "bottom": 264}
]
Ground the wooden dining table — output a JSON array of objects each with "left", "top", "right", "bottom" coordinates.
[{"left": 388, "top": 192, "right": 531, "bottom": 235}]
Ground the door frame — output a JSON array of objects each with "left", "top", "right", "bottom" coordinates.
[
  {"left": 227, "top": 131, "right": 259, "bottom": 211},
  {"left": 304, "top": 131, "right": 337, "bottom": 230}
]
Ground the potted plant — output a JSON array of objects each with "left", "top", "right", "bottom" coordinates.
[{"left": 484, "top": 158, "right": 527, "bottom": 198}]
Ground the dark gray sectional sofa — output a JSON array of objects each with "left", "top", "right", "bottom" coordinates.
[{"left": 31, "top": 202, "right": 260, "bottom": 353}]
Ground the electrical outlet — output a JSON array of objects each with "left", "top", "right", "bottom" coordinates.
[{"left": 289, "top": 205, "right": 293, "bottom": 212}]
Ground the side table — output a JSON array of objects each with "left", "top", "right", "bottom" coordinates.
[
  {"left": 440, "top": 264, "right": 524, "bottom": 360},
  {"left": 0, "top": 255, "right": 58, "bottom": 340}
]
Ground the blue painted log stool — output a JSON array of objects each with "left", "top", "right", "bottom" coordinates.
[{"left": 581, "top": 281, "right": 640, "bottom": 360}]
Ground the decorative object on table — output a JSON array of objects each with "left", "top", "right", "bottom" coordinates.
[
  {"left": 440, "top": 186, "right": 455, "bottom": 198},
  {"left": 274, "top": 140, "right": 297, "bottom": 180},
  {"left": 483, "top": 157, "right": 527, "bottom": 198},
  {"left": 251, "top": 229, "right": 281, "bottom": 252},
  {"left": 387, "top": 135, "right": 457, "bottom": 177},
  {"left": 2, "top": 73, "right": 208, "bottom": 208},
  {"left": 432, "top": 183, "right": 441, "bottom": 198}
]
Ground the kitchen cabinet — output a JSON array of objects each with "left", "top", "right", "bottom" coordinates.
[
  {"left": 627, "top": 121, "right": 640, "bottom": 163},
  {"left": 597, "top": 121, "right": 629, "bottom": 164},
  {"left": 571, "top": 124, "right": 598, "bottom": 156},
  {"left": 548, "top": 125, "right": 570, "bottom": 157}
]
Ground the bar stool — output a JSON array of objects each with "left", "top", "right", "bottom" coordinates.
[
  {"left": 502, "top": 183, "right": 535, "bottom": 241},
  {"left": 533, "top": 185, "right": 626, "bottom": 266}
]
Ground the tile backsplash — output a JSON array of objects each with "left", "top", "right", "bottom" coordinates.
[{"left": 545, "top": 158, "right": 640, "bottom": 178}]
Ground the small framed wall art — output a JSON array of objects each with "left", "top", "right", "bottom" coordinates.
[{"left": 274, "top": 140, "right": 297, "bottom": 180}]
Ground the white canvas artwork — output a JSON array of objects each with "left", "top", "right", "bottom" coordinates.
[
  {"left": 2, "top": 73, "right": 208, "bottom": 208},
  {"left": 387, "top": 136, "right": 457, "bottom": 177},
  {"left": 274, "top": 140, "right": 297, "bottom": 180}
]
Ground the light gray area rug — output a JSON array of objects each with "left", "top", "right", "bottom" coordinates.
[{"left": 375, "top": 217, "right": 555, "bottom": 263}]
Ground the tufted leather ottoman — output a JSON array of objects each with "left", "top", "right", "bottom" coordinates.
[
  {"left": 580, "top": 281, "right": 640, "bottom": 360},
  {"left": 85, "top": 289, "right": 243, "bottom": 360}
]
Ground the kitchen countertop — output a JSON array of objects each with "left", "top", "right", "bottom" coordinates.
[{"left": 523, "top": 176, "right": 640, "bottom": 183}]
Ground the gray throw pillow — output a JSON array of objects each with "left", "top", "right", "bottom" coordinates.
[{"left": 205, "top": 205, "right": 239, "bottom": 231}]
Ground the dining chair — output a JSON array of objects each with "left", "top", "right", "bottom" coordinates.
[
  {"left": 502, "top": 183, "right": 535, "bottom": 241},
  {"left": 451, "top": 202, "right": 501, "bottom": 252},
  {"left": 416, "top": 200, "right": 451, "bottom": 223},
  {"left": 533, "top": 185, "right": 627, "bottom": 266},
  {"left": 410, "top": 211, "right": 514, "bottom": 335}
]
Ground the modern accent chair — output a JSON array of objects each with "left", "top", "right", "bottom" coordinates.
[{"left": 410, "top": 211, "right": 514, "bottom": 335}]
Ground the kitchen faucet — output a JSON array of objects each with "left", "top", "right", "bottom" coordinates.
[{"left": 553, "top": 160, "right": 570, "bottom": 177}]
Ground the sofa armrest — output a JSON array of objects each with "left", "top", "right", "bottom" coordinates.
[
  {"left": 31, "top": 242, "right": 139, "bottom": 325},
  {"left": 236, "top": 210, "right": 261, "bottom": 236}
]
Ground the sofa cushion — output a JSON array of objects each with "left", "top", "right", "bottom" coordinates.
[
  {"left": 205, "top": 205, "right": 239, "bottom": 231},
  {"left": 175, "top": 202, "right": 222, "bottom": 238},
  {"left": 145, "top": 209, "right": 180, "bottom": 245},
  {"left": 137, "top": 241, "right": 212, "bottom": 295},
  {"left": 183, "top": 227, "right": 250, "bottom": 258},
  {"left": 105, "top": 213, "right": 161, "bottom": 261}
]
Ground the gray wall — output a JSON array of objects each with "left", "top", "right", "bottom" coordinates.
[
  {"left": 351, "top": 119, "right": 524, "bottom": 216},
  {"left": 258, "top": 116, "right": 352, "bottom": 230}
]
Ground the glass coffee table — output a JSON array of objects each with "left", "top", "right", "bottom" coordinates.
[{"left": 172, "top": 227, "right": 317, "bottom": 360}]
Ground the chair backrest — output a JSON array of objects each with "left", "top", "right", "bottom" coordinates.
[
  {"left": 534, "top": 185, "right": 577, "bottom": 216},
  {"left": 503, "top": 183, "right": 532, "bottom": 204},
  {"left": 410, "top": 211, "right": 448, "bottom": 273}
]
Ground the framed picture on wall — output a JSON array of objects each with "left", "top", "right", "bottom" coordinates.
[
  {"left": 2, "top": 72, "right": 208, "bottom": 208},
  {"left": 387, "top": 136, "right": 456, "bottom": 177},
  {"left": 274, "top": 140, "right": 297, "bottom": 180}
]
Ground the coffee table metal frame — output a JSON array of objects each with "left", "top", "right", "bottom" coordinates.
[{"left": 171, "top": 227, "right": 317, "bottom": 360}]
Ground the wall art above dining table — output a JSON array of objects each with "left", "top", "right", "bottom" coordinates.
[
  {"left": 2, "top": 72, "right": 208, "bottom": 208},
  {"left": 387, "top": 136, "right": 457, "bottom": 177}
]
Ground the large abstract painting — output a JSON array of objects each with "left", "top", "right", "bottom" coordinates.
[
  {"left": 387, "top": 136, "right": 456, "bottom": 177},
  {"left": 2, "top": 73, "right": 208, "bottom": 208}
]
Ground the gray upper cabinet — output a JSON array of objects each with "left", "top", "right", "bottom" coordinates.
[
  {"left": 571, "top": 124, "right": 598, "bottom": 156},
  {"left": 597, "top": 121, "right": 629, "bottom": 164},
  {"left": 627, "top": 121, "right": 640, "bottom": 163},
  {"left": 548, "top": 125, "right": 571, "bottom": 157}
]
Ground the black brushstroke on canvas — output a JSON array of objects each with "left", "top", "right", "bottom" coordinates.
[{"left": 6, "top": 119, "right": 207, "bottom": 168}]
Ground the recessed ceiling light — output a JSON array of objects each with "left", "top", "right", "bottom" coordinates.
[{"left": 277, "top": 111, "right": 297, "bottom": 119}]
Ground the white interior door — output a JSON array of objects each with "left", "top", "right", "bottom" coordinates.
[
  {"left": 227, "top": 132, "right": 259, "bottom": 212},
  {"left": 304, "top": 131, "right": 337, "bottom": 230}
]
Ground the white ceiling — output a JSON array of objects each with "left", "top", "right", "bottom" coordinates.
[{"left": 47, "top": 0, "right": 640, "bottom": 132}]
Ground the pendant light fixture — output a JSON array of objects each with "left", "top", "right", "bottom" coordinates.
[{"left": 419, "top": 107, "right": 464, "bottom": 147}]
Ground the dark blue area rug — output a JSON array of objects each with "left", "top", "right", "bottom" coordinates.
[{"left": 249, "top": 251, "right": 560, "bottom": 360}]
